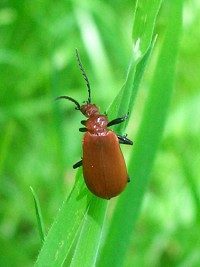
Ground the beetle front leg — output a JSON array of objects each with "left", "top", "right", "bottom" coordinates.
[
  {"left": 107, "top": 112, "right": 129, "bottom": 127},
  {"left": 73, "top": 159, "right": 83, "bottom": 169},
  {"left": 81, "top": 120, "right": 87, "bottom": 125},
  {"left": 118, "top": 134, "right": 133, "bottom": 145}
]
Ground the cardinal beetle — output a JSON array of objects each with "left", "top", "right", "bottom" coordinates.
[{"left": 56, "top": 49, "right": 133, "bottom": 199}]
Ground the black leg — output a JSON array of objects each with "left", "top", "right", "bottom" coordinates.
[
  {"left": 81, "top": 120, "right": 86, "bottom": 125},
  {"left": 107, "top": 112, "right": 129, "bottom": 127},
  {"left": 118, "top": 135, "right": 133, "bottom": 145},
  {"left": 128, "top": 176, "right": 131, "bottom": 183},
  {"left": 79, "top": 127, "right": 87, "bottom": 132},
  {"left": 73, "top": 159, "right": 83, "bottom": 169}
]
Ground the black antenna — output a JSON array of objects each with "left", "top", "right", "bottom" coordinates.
[
  {"left": 75, "top": 49, "right": 91, "bottom": 104},
  {"left": 55, "top": 96, "right": 81, "bottom": 110}
]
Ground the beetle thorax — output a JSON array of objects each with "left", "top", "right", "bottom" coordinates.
[{"left": 86, "top": 115, "right": 108, "bottom": 135}]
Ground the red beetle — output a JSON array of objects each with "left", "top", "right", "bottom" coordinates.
[{"left": 56, "top": 49, "right": 133, "bottom": 199}]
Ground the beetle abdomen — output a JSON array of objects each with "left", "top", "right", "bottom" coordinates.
[{"left": 82, "top": 131, "right": 128, "bottom": 199}]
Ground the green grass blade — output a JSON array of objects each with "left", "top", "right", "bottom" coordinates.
[
  {"left": 98, "top": 1, "right": 183, "bottom": 267},
  {"left": 108, "top": 36, "right": 156, "bottom": 137},
  {"left": 108, "top": 0, "right": 162, "bottom": 131},
  {"left": 35, "top": 172, "right": 93, "bottom": 267},
  {"left": 70, "top": 198, "right": 107, "bottom": 267},
  {"left": 119, "top": 36, "right": 157, "bottom": 134},
  {"left": 132, "top": 0, "right": 162, "bottom": 55},
  {"left": 114, "top": 40, "right": 140, "bottom": 118},
  {"left": 30, "top": 187, "right": 46, "bottom": 243},
  {"left": 106, "top": 47, "right": 137, "bottom": 122}
]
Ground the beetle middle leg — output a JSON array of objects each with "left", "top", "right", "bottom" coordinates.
[
  {"left": 73, "top": 159, "right": 83, "bottom": 169},
  {"left": 79, "top": 127, "right": 87, "bottom": 132},
  {"left": 107, "top": 112, "right": 129, "bottom": 127},
  {"left": 118, "top": 134, "right": 133, "bottom": 145}
]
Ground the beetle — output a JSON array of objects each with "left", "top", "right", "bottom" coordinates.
[{"left": 56, "top": 49, "right": 133, "bottom": 199}]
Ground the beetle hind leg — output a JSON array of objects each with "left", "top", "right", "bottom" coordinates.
[{"left": 118, "top": 135, "right": 133, "bottom": 145}]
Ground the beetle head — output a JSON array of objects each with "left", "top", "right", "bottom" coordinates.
[{"left": 80, "top": 104, "right": 99, "bottom": 118}]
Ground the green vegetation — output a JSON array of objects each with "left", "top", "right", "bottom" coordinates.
[{"left": 0, "top": 0, "right": 200, "bottom": 266}]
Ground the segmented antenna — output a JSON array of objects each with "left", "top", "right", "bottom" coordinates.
[
  {"left": 55, "top": 96, "right": 81, "bottom": 110},
  {"left": 75, "top": 49, "right": 91, "bottom": 104}
]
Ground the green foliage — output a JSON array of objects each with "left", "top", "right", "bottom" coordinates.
[{"left": 1, "top": 0, "right": 200, "bottom": 267}]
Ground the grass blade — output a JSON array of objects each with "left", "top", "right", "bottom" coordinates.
[
  {"left": 108, "top": 0, "right": 162, "bottom": 132},
  {"left": 132, "top": 0, "right": 162, "bottom": 55},
  {"left": 70, "top": 198, "right": 107, "bottom": 267},
  {"left": 108, "top": 36, "right": 156, "bottom": 137},
  {"left": 35, "top": 172, "right": 93, "bottom": 267},
  {"left": 30, "top": 187, "right": 46, "bottom": 243}
]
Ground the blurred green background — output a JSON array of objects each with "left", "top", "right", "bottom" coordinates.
[{"left": 0, "top": 0, "right": 200, "bottom": 266}]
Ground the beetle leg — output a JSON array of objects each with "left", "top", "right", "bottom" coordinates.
[
  {"left": 128, "top": 176, "right": 131, "bottom": 182},
  {"left": 79, "top": 127, "right": 88, "bottom": 132},
  {"left": 117, "top": 135, "right": 133, "bottom": 145},
  {"left": 107, "top": 112, "right": 129, "bottom": 127},
  {"left": 73, "top": 159, "right": 83, "bottom": 169},
  {"left": 81, "top": 120, "right": 87, "bottom": 125}
]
